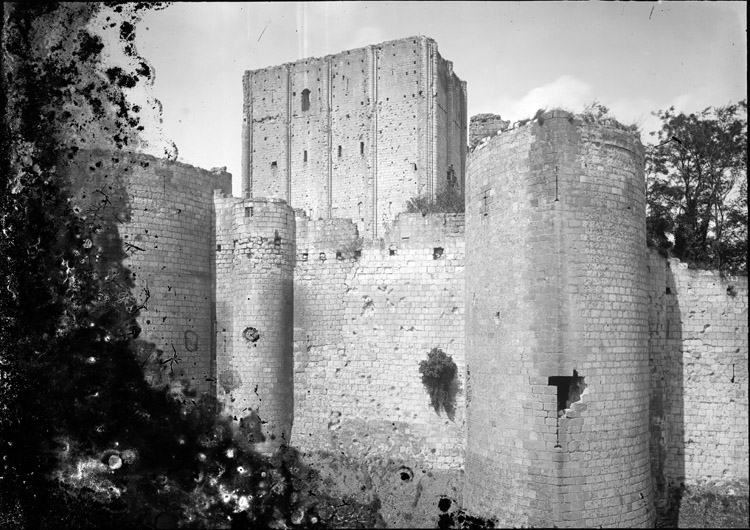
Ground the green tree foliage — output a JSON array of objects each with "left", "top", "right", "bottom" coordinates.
[{"left": 646, "top": 100, "right": 748, "bottom": 273}]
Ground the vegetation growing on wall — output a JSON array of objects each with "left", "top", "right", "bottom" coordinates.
[
  {"left": 419, "top": 348, "right": 458, "bottom": 415},
  {"left": 646, "top": 100, "right": 747, "bottom": 274},
  {"left": 406, "top": 186, "right": 465, "bottom": 215}
]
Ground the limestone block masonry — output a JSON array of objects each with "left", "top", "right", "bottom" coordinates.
[
  {"left": 214, "top": 195, "right": 296, "bottom": 453},
  {"left": 465, "top": 110, "right": 654, "bottom": 527},
  {"left": 241, "top": 36, "right": 467, "bottom": 238},
  {"left": 62, "top": 150, "right": 231, "bottom": 395},
  {"left": 648, "top": 252, "right": 749, "bottom": 502},
  {"left": 61, "top": 36, "right": 749, "bottom": 529},
  {"left": 291, "top": 212, "right": 465, "bottom": 469}
]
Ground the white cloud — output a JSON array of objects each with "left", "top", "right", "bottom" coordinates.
[{"left": 486, "top": 75, "right": 594, "bottom": 122}]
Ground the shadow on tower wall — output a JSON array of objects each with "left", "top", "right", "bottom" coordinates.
[{"left": 649, "top": 253, "right": 684, "bottom": 522}]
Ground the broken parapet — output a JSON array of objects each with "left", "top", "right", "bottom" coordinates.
[
  {"left": 464, "top": 110, "right": 654, "bottom": 527},
  {"left": 469, "top": 113, "right": 510, "bottom": 149},
  {"left": 214, "top": 194, "right": 295, "bottom": 453}
]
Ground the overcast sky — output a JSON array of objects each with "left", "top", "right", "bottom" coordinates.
[{"left": 126, "top": 2, "right": 746, "bottom": 195}]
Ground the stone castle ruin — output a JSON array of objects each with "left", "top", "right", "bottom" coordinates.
[{"left": 65, "top": 36, "right": 747, "bottom": 527}]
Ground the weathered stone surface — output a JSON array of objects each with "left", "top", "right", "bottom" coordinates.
[{"left": 63, "top": 37, "right": 748, "bottom": 529}]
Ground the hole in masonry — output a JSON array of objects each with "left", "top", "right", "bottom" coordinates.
[
  {"left": 389, "top": 248, "right": 396, "bottom": 256},
  {"left": 666, "top": 286, "right": 671, "bottom": 294},
  {"left": 438, "top": 497, "right": 452, "bottom": 512},
  {"left": 548, "top": 370, "right": 586, "bottom": 417},
  {"left": 274, "top": 230, "right": 281, "bottom": 247},
  {"left": 433, "top": 247, "right": 443, "bottom": 260},
  {"left": 398, "top": 466, "right": 413, "bottom": 482},
  {"left": 245, "top": 206, "right": 253, "bottom": 217},
  {"left": 242, "top": 327, "right": 260, "bottom": 343},
  {"left": 336, "top": 251, "right": 343, "bottom": 260}
]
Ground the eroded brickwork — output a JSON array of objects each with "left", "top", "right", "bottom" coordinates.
[
  {"left": 291, "top": 213, "right": 466, "bottom": 469},
  {"left": 469, "top": 113, "right": 510, "bottom": 148},
  {"left": 649, "top": 251, "right": 749, "bottom": 503},
  {"left": 64, "top": 150, "right": 231, "bottom": 395},
  {"left": 242, "top": 36, "right": 467, "bottom": 238},
  {"left": 465, "top": 111, "right": 654, "bottom": 527}
]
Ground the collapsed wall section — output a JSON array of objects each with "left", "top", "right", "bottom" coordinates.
[
  {"left": 648, "top": 251, "right": 748, "bottom": 502},
  {"left": 291, "top": 212, "right": 465, "bottom": 469},
  {"left": 465, "top": 111, "right": 654, "bottom": 527},
  {"left": 63, "top": 150, "right": 231, "bottom": 395},
  {"left": 214, "top": 195, "right": 295, "bottom": 452}
]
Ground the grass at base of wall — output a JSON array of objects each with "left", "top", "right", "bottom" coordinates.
[{"left": 656, "top": 479, "right": 749, "bottom": 528}]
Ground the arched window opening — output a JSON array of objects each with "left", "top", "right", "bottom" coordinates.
[{"left": 301, "top": 88, "right": 311, "bottom": 111}]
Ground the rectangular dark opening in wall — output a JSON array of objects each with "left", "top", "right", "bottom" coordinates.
[
  {"left": 412, "top": 163, "right": 418, "bottom": 171},
  {"left": 548, "top": 370, "right": 586, "bottom": 416},
  {"left": 274, "top": 230, "right": 281, "bottom": 247},
  {"left": 271, "top": 161, "right": 277, "bottom": 169},
  {"left": 301, "top": 252, "right": 308, "bottom": 261},
  {"left": 337, "top": 145, "right": 342, "bottom": 157},
  {"left": 389, "top": 248, "right": 396, "bottom": 256},
  {"left": 360, "top": 142, "right": 364, "bottom": 155},
  {"left": 336, "top": 251, "right": 343, "bottom": 260},
  {"left": 303, "top": 150, "right": 308, "bottom": 162},
  {"left": 245, "top": 206, "right": 253, "bottom": 217},
  {"left": 216, "top": 244, "right": 221, "bottom": 251},
  {"left": 433, "top": 247, "right": 444, "bottom": 260},
  {"left": 354, "top": 249, "right": 362, "bottom": 259}
]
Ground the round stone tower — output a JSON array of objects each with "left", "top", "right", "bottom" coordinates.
[
  {"left": 464, "top": 110, "right": 654, "bottom": 527},
  {"left": 214, "top": 196, "right": 295, "bottom": 453}
]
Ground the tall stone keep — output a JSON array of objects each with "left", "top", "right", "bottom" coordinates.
[
  {"left": 241, "top": 36, "right": 467, "bottom": 238},
  {"left": 214, "top": 195, "right": 296, "bottom": 452},
  {"left": 464, "top": 111, "right": 654, "bottom": 527}
]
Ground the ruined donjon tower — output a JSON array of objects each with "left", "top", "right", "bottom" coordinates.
[
  {"left": 66, "top": 36, "right": 748, "bottom": 528},
  {"left": 241, "top": 36, "right": 467, "bottom": 238}
]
